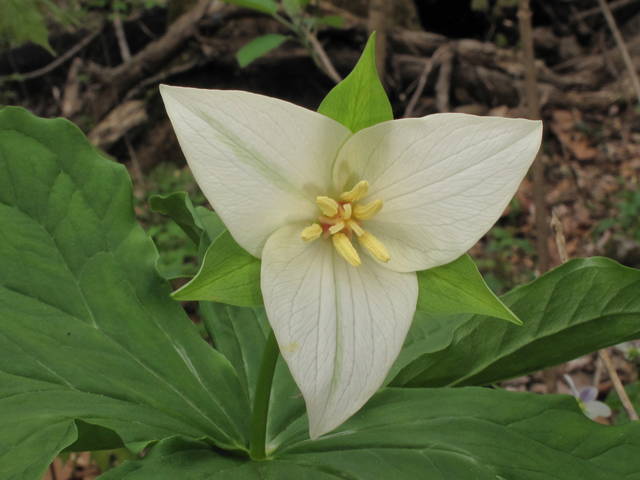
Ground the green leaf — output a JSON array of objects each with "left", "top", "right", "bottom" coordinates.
[
  {"left": 149, "top": 192, "right": 204, "bottom": 245},
  {"left": 281, "top": 0, "right": 301, "bottom": 19},
  {"left": 195, "top": 206, "right": 226, "bottom": 243},
  {"left": 0, "top": 107, "right": 251, "bottom": 479},
  {"left": 606, "top": 381, "right": 640, "bottom": 425},
  {"left": 317, "top": 33, "right": 392, "bottom": 133},
  {"left": 101, "top": 388, "right": 640, "bottom": 479},
  {"left": 0, "top": 0, "right": 54, "bottom": 54},
  {"left": 417, "top": 254, "right": 521, "bottom": 324},
  {"left": 200, "top": 304, "right": 268, "bottom": 403},
  {"left": 237, "top": 34, "right": 288, "bottom": 67},
  {"left": 390, "top": 257, "right": 640, "bottom": 388},
  {"left": 221, "top": 0, "right": 278, "bottom": 15},
  {"left": 173, "top": 230, "right": 262, "bottom": 307},
  {"left": 317, "top": 14, "right": 344, "bottom": 27},
  {"left": 384, "top": 311, "right": 471, "bottom": 385}
]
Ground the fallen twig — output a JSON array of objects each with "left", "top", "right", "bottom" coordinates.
[
  {"left": 518, "top": 0, "right": 550, "bottom": 276},
  {"left": 577, "top": 0, "right": 640, "bottom": 20},
  {"left": 598, "top": 349, "right": 639, "bottom": 421},
  {"left": 597, "top": 0, "right": 640, "bottom": 102},
  {"left": 114, "top": 11, "right": 132, "bottom": 62},
  {"left": 403, "top": 46, "right": 446, "bottom": 118}
]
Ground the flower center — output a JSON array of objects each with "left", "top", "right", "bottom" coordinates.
[{"left": 300, "top": 180, "right": 390, "bottom": 267}]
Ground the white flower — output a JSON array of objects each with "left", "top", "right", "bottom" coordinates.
[
  {"left": 564, "top": 374, "right": 612, "bottom": 420},
  {"left": 160, "top": 86, "right": 543, "bottom": 439}
]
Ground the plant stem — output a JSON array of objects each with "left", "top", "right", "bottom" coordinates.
[{"left": 249, "top": 329, "right": 280, "bottom": 460}]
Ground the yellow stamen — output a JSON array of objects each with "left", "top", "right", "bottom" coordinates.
[
  {"left": 346, "top": 219, "right": 364, "bottom": 237},
  {"left": 329, "top": 221, "right": 345, "bottom": 235},
  {"left": 342, "top": 203, "right": 352, "bottom": 220},
  {"left": 333, "top": 233, "right": 361, "bottom": 267},
  {"left": 301, "top": 223, "right": 323, "bottom": 243},
  {"left": 359, "top": 231, "right": 390, "bottom": 263},
  {"left": 353, "top": 199, "right": 383, "bottom": 220},
  {"left": 316, "top": 196, "right": 339, "bottom": 216},
  {"left": 341, "top": 180, "right": 370, "bottom": 202}
]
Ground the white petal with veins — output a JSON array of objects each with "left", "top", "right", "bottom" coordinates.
[
  {"left": 261, "top": 223, "right": 418, "bottom": 439},
  {"left": 332, "top": 114, "right": 543, "bottom": 272},
  {"left": 161, "top": 86, "right": 352, "bottom": 257}
]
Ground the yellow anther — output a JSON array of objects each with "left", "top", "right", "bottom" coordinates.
[
  {"left": 316, "top": 196, "right": 339, "bottom": 217},
  {"left": 301, "top": 223, "right": 323, "bottom": 243},
  {"left": 341, "top": 181, "right": 370, "bottom": 202},
  {"left": 353, "top": 199, "right": 383, "bottom": 220},
  {"left": 346, "top": 219, "right": 364, "bottom": 237},
  {"left": 329, "top": 221, "right": 345, "bottom": 235},
  {"left": 359, "top": 231, "right": 390, "bottom": 263},
  {"left": 333, "top": 233, "right": 361, "bottom": 267},
  {"left": 342, "top": 203, "right": 352, "bottom": 220}
]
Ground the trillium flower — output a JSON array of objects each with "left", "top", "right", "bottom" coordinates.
[
  {"left": 160, "top": 85, "right": 543, "bottom": 439},
  {"left": 564, "top": 374, "right": 612, "bottom": 420}
]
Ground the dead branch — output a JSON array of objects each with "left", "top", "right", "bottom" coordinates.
[
  {"left": 599, "top": 349, "right": 639, "bottom": 421},
  {"left": 597, "top": 0, "right": 640, "bottom": 102}
]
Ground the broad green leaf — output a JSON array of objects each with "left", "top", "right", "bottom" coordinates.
[
  {"left": 199, "top": 303, "right": 268, "bottom": 403},
  {"left": 102, "top": 388, "right": 640, "bottom": 480},
  {"left": 197, "top": 302, "right": 304, "bottom": 446},
  {"left": 318, "top": 33, "right": 393, "bottom": 132},
  {"left": 149, "top": 192, "right": 204, "bottom": 245},
  {"left": 221, "top": 0, "right": 278, "bottom": 15},
  {"left": 384, "top": 310, "right": 471, "bottom": 385},
  {"left": 237, "top": 34, "right": 288, "bottom": 67},
  {"left": 417, "top": 253, "right": 521, "bottom": 324},
  {"left": 0, "top": 107, "right": 251, "bottom": 479},
  {"left": 390, "top": 257, "right": 640, "bottom": 388},
  {"left": 173, "top": 230, "right": 262, "bottom": 306}
]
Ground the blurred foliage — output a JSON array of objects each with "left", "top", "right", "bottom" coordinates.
[
  {"left": 135, "top": 163, "right": 205, "bottom": 279},
  {"left": 597, "top": 187, "right": 640, "bottom": 242},
  {"left": 0, "top": 0, "right": 166, "bottom": 52},
  {"left": 475, "top": 198, "right": 536, "bottom": 294},
  {"left": 607, "top": 381, "right": 640, "bottom": 425}
]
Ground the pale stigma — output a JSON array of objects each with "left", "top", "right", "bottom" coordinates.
[
  {"left": 358, "top": 231, "right": 390, "bottom": 263},
  {"left": 333, "top": 233, "right": 361, "bottom": 267},
  {"left": 342, "top": 203, "right": 352, "bottom": 220},
  {"left": 341, "top": 180, "right": 369, "bottom": 202},
  {"left": 301, "top": 223, "right": 322, "bottom": 243},
  {"left": 329, "top": 221, "right": 345, "bottom": 235},
  {"left": 353, "top": 199, "right": 383, "bottom": 220}
]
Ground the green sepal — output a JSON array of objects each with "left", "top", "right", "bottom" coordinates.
[
  {"left": 318, "top": 32, "right": 393, "bottom": 132},
  {"left": 173, "top": 230, "right": 263, "bottom": 307},
  {"left": 416, "top": 254, "right": 521, "bottom": 325}
]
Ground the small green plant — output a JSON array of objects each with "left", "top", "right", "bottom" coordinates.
[{"left": 136, "top": 163, "right": 205, "bottom": 278}]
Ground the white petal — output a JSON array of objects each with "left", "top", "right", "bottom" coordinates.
[
  {"left": 333, "top": 114, "right": 543, "bottom": 272},
  {"left": 579, "top": 386, "right": 598, "bottom": 404},
  {"left": 261, "top": 223, "right": 418, "bottom": 439},
  {"left": 161, "top": 86, "right": 352, "bottom": 257},
  {"left": 584, "top": 401, "right": 612, "bottom": 419}
]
